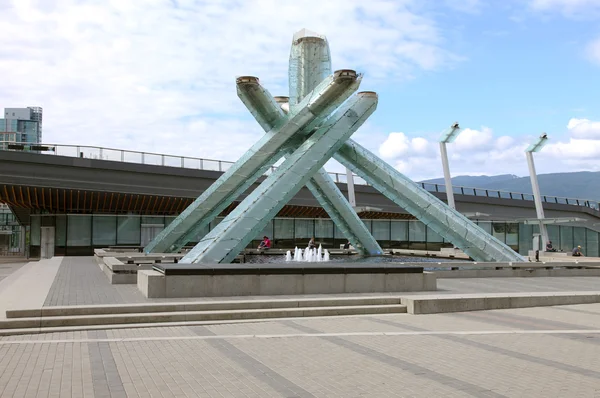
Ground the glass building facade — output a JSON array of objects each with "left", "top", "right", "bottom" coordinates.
[
  {"left": 0, "top": 205, "right": 22, "bottom": 254},
  {"left": 27, "top": 213, "right": 600, "bottom": 258},
  {"left": 0, "top": 107, "right": 43, "bottom": 150}
]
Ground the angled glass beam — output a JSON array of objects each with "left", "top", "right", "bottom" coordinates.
[
  {"left": 242, "top": 82, "right": 382, "bottom": 255},
  {"left": 305, "top": 169, "right": 382, "bottom": 254},
  {"left": 145, "top": 70, "right": 359, "bottom": 254},
  {"left": 334, "top": 139, "right": 526, "bottom": 263},
  {"left": 180, "top": 92, "right": 378, "bottom": 264}
]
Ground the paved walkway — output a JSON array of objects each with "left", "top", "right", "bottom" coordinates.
[
  {"left": 1, "top": 303, "right": 600, "bottom": 397},
  {"left": 1, "top": 256, "right": 600, "bottom": 396}
]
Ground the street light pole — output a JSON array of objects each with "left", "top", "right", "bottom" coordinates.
[
  {"left": 439, "top": 122, "right": 461, "bottom": 210},
  {"left": 345, "top": 167, "right": 356, "bottom": 207},
  {"left": 525, "top": 133, "right": 549, "bottom": 251}
]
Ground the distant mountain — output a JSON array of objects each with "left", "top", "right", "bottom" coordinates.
[
  {"left": 421, "top": 171, "right": 600, "bottom": 200},
  {"left": 422, "top": 174, "right": 519, "bottom": 187}
]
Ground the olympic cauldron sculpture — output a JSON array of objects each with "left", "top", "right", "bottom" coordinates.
[{"left": 145, "top": 29, "right": 525, "bottom": 264}]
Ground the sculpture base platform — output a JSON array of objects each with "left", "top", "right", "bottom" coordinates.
[{"left": 138, "top": 263, "right": 437, "bottom": 298}]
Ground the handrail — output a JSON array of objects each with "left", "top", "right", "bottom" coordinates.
[{"left": 2, "top": 142, "right": 598, "bottom": 211}]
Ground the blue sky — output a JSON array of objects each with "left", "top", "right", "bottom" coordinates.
[
  {"left": 372, "top": 1, "right": 600, "bottom": 137},
  {"left": 1, "top": 0, "right": 599, "bottom": 180}
]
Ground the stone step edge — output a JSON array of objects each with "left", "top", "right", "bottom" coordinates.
[
  {"left": 0, "top": 311, "right": 408, "bottom": 337},
  {"left": 6, "top": 295, "right": 404, "bottom": 319},
  {"left": 0, "top": 304, "right": 408, "bottom": 330},
  {"left": 402, "top": 293, "right": 600, "bottom": 314}
]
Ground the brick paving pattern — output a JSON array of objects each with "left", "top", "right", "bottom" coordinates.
[
  {"left": 2, "top": 256, "right": 600, "bottom": 396},
  {"left": 43, "top": 257, "right": 146, "bottom": 306},
  {"left": 1, "top": 304, "right": 600, "bottom": 397}
]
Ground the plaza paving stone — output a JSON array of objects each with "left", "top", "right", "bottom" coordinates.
[
  {"left": 1, "top": 304, "right": 600, "bottom": 397},
  {"left": 2, "top": 256, "right": 600, "bottom": 397}
]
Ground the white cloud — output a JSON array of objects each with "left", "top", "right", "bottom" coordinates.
[
  {"left": 377, "top": 120, "right": 600, "bottom": 181},
  {"left": 585, "top": 37, "right": 600, "bottom": 65},
  {"left": 567, "top": 118, "right": 600, "bottom": 138},
  {"left": 0, "top": 0, "right": 460, "bottom": 161},
  {"left": 379, "top": 132, "right": 437, "bottom": 160},
  {"left": 453, "top": 127, "right": 494, "bottom": 151}
]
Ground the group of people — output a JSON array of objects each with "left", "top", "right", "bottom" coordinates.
[{"left": 545, "top": 241, "right": 584, "bottom": 257}]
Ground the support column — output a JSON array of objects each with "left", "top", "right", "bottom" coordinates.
[
  {"left": 439, "top": 142, "right": 455, "bottom": 210},
  {"left": 345, "top": 168, "right": 357, "bottom": 207},
  {"left": 526, "top": 151, "right": 549, "bottom": 250}
]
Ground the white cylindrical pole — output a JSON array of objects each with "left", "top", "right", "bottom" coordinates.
[
  {"left": 346, "top": 167, "right": 356, "bottom": 207},
  {"left": 526, "top": 151, "right": 548, "bottom": 250},
  {"left": 439, "top": 142, "right": 455, "bottom": 210}
]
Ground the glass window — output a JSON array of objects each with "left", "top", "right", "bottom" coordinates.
[
  {"left": 295, "top": 219, "right": 313, "bottom": 239},
  {"left": 141, "top": 216, "right": 164, "bottom": 225},
  {"left": 30, "top": 215, "right": 40, "bottom": 246},
  {"left": 409, "top": 221, "right": 426, "bottom": 242},
  {"left": 477, "top": 221, "right": 492, "bottom": 235},
  {"left": 391, "top": 221, "right": 408, "bottom": 241},
  {"left": 505, "top": 223, "right": 519, "bottom": 247},
  {"left": 573, "top": 227, "right": 586, "bottom": 254},
  {"left": 116, "top": 215, "right": 140, "bottom": 245},
  {"left": 518, "top": 223, "right": 533, "bottom": 255},
  {"left": 67, "top": 215, "right": 92, "bottom": 246},
  {"left": 372, "top": 220, "right": 390, "bottom": 241},
  {"left": 492, "top": 223, "right": 506, "bottom": 242},
  {"left": 559, "top": 226, "right": 573, "bottom": 252},
  {"left": 56, "top": 215, "right": 66, "bottom": 246},
  {"left": 547, "top": 225, "right": 560, "bottom": 250},
  {"left": 315, "top": 219, "right": 333, "bottom": 238},
  {"left": 274, "top": 219, "right": 294, "bottom": 239},
  {"left": 586, "top": 229, "right": 599, "bottom": 257},
  {"left": 426, "top": 226, "right": 443, "bottom": 243},
  {"left": 93, "top": 216, "right": 117, "bottom": 246}
]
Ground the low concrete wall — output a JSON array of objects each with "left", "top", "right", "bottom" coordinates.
[
  {"left": 434, "top": 268, "right": 600, "bottom": 278},
  {"left": 95, "top": 252, "right": 182, "bottom": 284},
  {"left": 138, "top": 270, "right": 437, "bottom": 298},
  {"left": 402, "top": 292, "right": 600, "bottom": 314}
]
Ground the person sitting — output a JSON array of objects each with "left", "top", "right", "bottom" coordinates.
[
  {"left": 545, "top": 241, "right": 557, "bottom": 252},
  {"left": 343, "top": 241, "right": 351, "bottom": 250},
  {"left": 257, "top": 236, "right": 271, "bottom": 250},
  {"left": 308, "top": 237, "right": 316, "bottom": 249},
  {"left": 572, "top": 245, "right": 583, "bottom": 257}
]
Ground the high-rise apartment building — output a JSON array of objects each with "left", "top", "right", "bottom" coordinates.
[{"left": 0, "top": 106, "right": 43, "bottom": 150}]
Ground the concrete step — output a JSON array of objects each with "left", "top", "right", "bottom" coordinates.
[
  {"left": 0, "top": 304, "right": 407, "bottom": 330},
  {"left": 6, "top": 296, "right": 403, "bottom": 318}
]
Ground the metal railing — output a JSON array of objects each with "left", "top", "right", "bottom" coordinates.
[{"left": 3, "top": 142, "right": 599, "bottom": 211}]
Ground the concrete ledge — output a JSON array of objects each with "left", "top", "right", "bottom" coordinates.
[
  {"left": 138, "top": 270, "right": 166, "bottom": 298},
  {"left": 5, "top": 296, "right": 404, "bottom": 318},
  {"left": 402, "top": 291, "right": 600, "bottom": 314},
  {"left": 434, "top": 268, "right": 600, "bottom": 278},
  {"left": 138, "top": 270, "right": 437, "bottom": 298}
]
